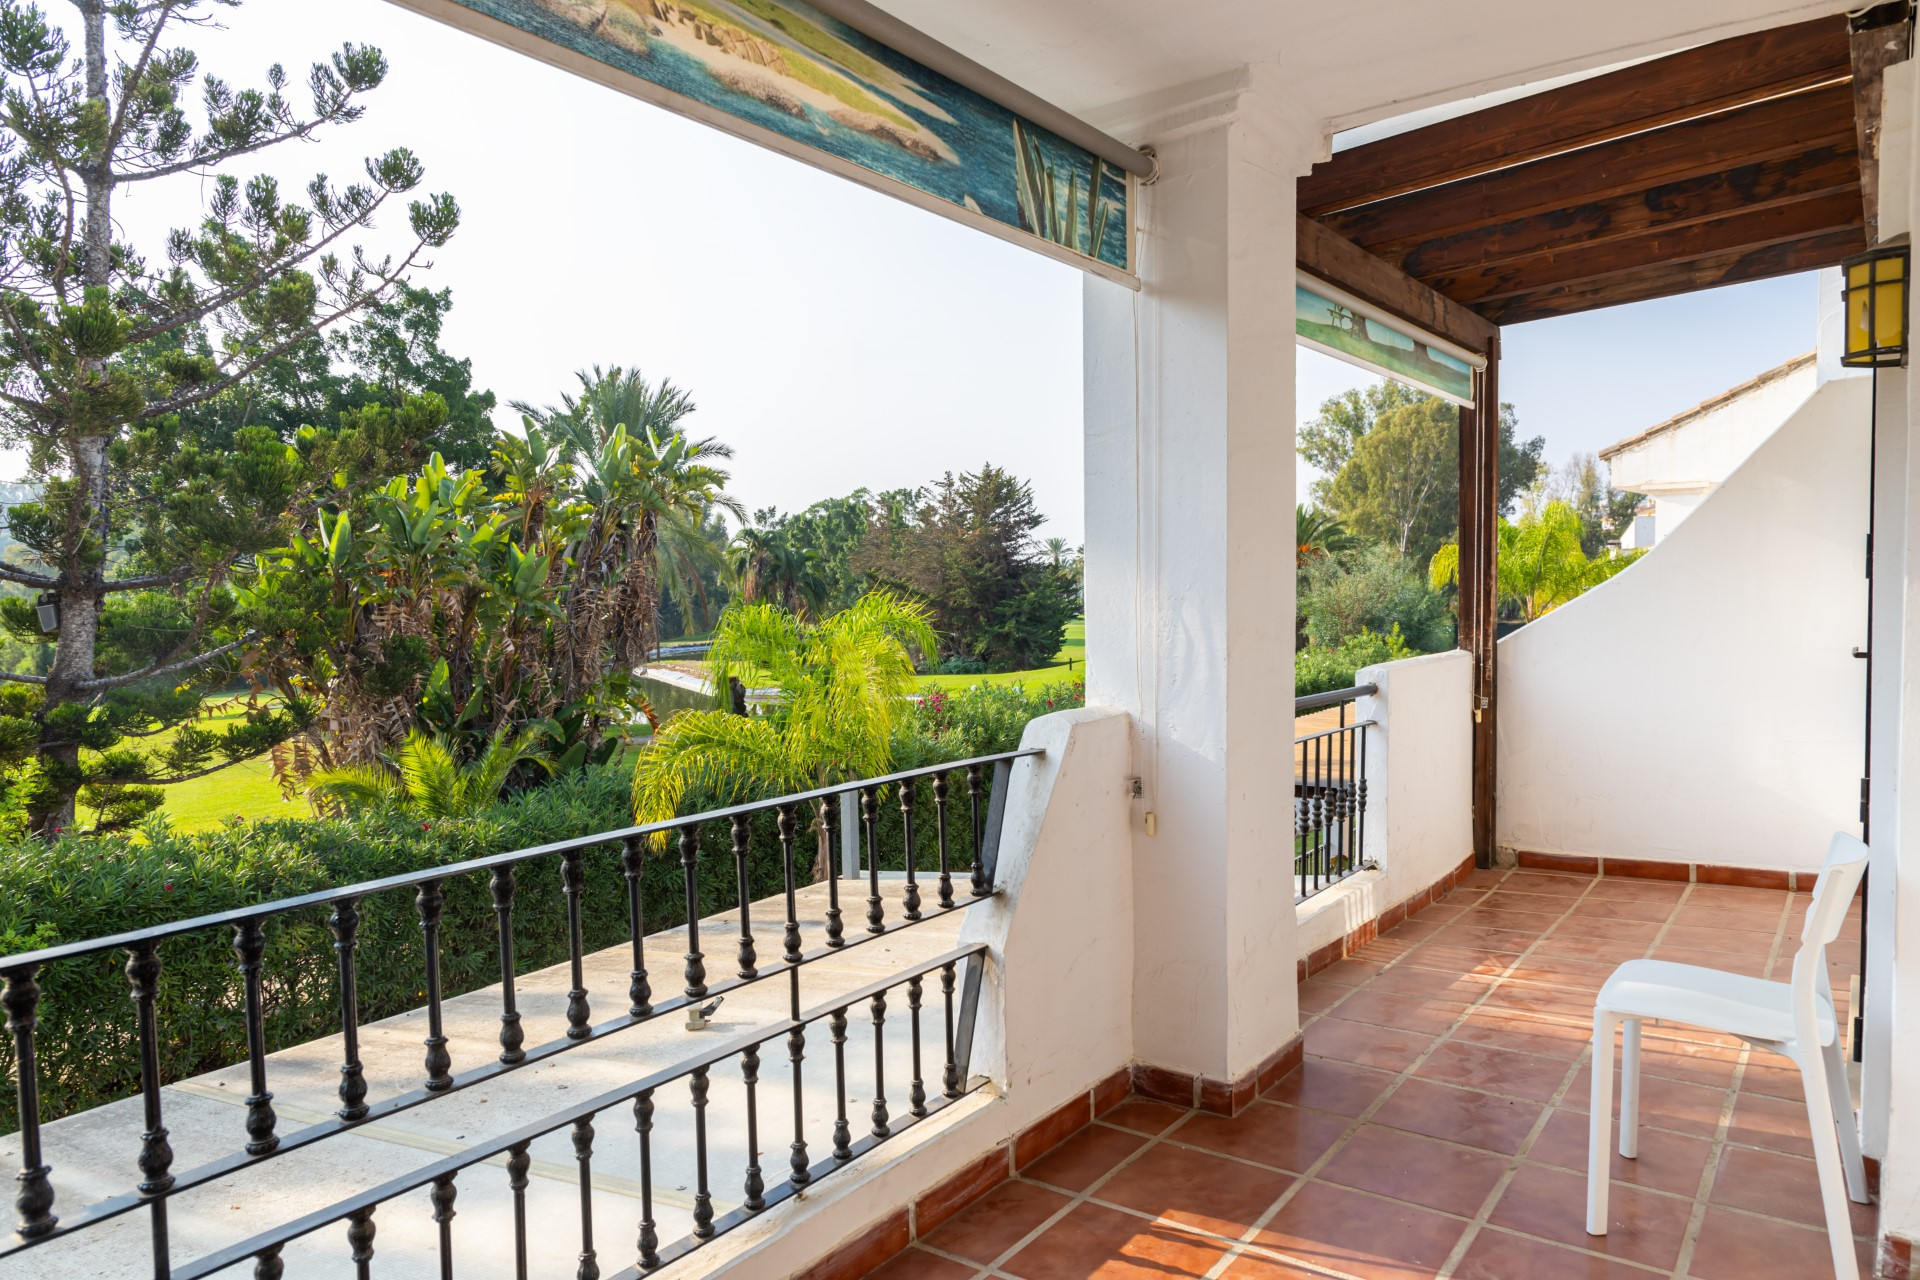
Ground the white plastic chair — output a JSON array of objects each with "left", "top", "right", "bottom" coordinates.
[{"left": 1587, "top": 832, "right": 1870, "bottom": 1280}]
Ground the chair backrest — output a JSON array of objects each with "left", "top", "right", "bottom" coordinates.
[{"left": 1789, "top": 832, "right": 1870, "bottom": 1027}]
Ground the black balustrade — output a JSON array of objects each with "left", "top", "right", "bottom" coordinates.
[
  {"left": 1293, "top": 686, "right": 1375, "bottom": 902},
  {"left": 0, "top": 750, "right": 1033, "bottom": 1272}
]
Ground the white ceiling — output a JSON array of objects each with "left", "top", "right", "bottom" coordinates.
[{"left": 873, "top": 0, "right": 1860, "bottom": 143}]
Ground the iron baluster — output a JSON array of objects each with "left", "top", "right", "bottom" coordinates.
[
  {"left": 681, "top": 824, "right": 708, "bottom": 999},
  {"left": 862, "top": 785, "right": 884, "bottom": 934},
  {"left": 430, "top": 1172, "right": 457, "bottom": 1280},
  {"left": 871, "top": 990, "right": 890, "bottom": 1138},
  {"left": 900, "top": 779, "right": 921, "bottom": 920},
  {"left": 506, "top": 1140, "right": 531, "bottom": 1280},
  {"left": 346, "top": 1206, "right": 376, "bottom": 1280},
  {"left": 778, "top": 805, "right": 803, "bottom": 966},
  {"left": 4, "top": 971, "right": 56, "bottom": 1243},
  {"left": 416, "top": 878, "right": 453, "bottom": 1091},
  {"left": 634, "top": 1089, "right": 658, "bottom": 1270},
  {"left": 742, "top": 1042, "right": 765, "bottom": 1211},
  {"left": 126, "top": 943, "right": 172, "bottom": 1279},
  {"left": 327, "top": 898, "right": 369, "bottom": 1121},
  {"left": 622, "top": 836, "right": 653, "bottom": 1018},
  {"left": 573, "top": 1116, "right": 599, "bottom": 1280},
  {"left": 940, "top": 961, "right": 960, "bottom": 1099},
  {"left": 787, "top": 1022, "right": 810, "bottom": 1186},
  {"left": 252, "top": 1243, "right": 283, "bottom": 1280},
  {"left": 821, "top": 796, "right": 845, "bottom": 948},
  {"left": 732, "top": 813, "right": 757, "bottom": 979},
  {"left": 966, "top": 764, "right": 988, "bottom": 896},
  {"left": 231, "top": 919, "right": 279, "bottom": 1156},
  {"left": 830, "top": 1006, "right": 852, "bottom": 1160},
  {"left": 908, "top": 975, "right": 927, "bottom": 1117},
  {"left": 933, "top": 771, "right": 954, "bottom": 908},
  {"left": 562, "top": 849, "right": 592, "bottom": 1040},
  {"left": 491, "top": 865, "right": 526, "bottom": 1064},
  {"left": 690, "top": 1066, "right": 714, "bottom": 1239}
]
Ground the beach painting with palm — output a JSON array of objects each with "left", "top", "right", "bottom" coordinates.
[
  {"left": 446, "top": 0, "right": 1132, "bottom": 271},
  {"left": 1295, "top": 282, "right": 1476, "bottom": 407}
]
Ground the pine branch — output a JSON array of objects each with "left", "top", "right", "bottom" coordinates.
[
  {"left": 0, "top": 671, "right": 46, "bottom": 685},
  {"left": 102, "top": 564, "right": 201, "bottom": 592},
  {"left": 0, "top": 562, "right": 57, "bottom": 589},
  {"left": 76, "top": 634, "right": 248, "bottom": 693},
  {"left": 101, "top": 3, "right": 185, "bottom": 163},
  {"left": 141, "top": 752, "right": 268, "bottom": 786}
]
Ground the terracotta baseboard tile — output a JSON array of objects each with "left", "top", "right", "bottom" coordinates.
[
  {"left": 913, "top": 1148, "right": 1009, "bottom": 1238},
  {"left": 1880, "top": 1232, "right": 1913, "bottom": 1280},
  {"left": 1378, "top": 902, "right": 1408, "bottom": 932},
  {"left": 794, "top": 1207, "right": 911, "bottom": 1280},
  {"left": 1867, "top": 1154, "right": 1883, "bottom": 1199},
  {"left": 1092, "top": 1067, "right": 1131, "bottom": 1117},
  {"left": 1516, "top": 850, "right": 1598, "bottom": 874},
  {"left": 1256, "top": 1034, "right": 1306, "bottom": 1094},
  {"left": 1131, "top": 1062, "right": 1197, "bottom": 1108},
  {"left": 1197, "top": 1073, "right": 1256, "bottom": 1117},
  {"left": 1602, "top": 856, "right": 1692, "bottom": 882},
  {"left": 1696, "top": 863, "right": 1793, "bottom": 891},
  {"left": 1014, "top": 1093, "right": 1092, "bottom": 1169}
]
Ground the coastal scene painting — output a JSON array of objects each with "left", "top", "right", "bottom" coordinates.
[
  {"left": 1295, "top": 281, "right": 1475, "bottom": 406},
  {"left": 448, "top": 0, "right": 1132, "bottom": 272}
]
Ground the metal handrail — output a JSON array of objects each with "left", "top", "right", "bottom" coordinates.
[{"left": 1293, "top": 684, "right": 1377, "bottom": 716}]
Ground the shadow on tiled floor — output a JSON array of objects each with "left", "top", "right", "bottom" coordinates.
[{"left": 865, "top": 867, "right": 1868, "bottom": 1279}]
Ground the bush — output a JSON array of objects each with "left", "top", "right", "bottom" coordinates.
[
  {"left": 898, "top": 680, "right": 1086, "bottom": 763},
  {"left": 1295, "top": 627, "right": 1413, "bottom": 698},
  {"left": 1299, "top": 544, "right": 1453, "bottom": 653},
  {"left": 932, "top": 656, "right": 988, "bottom": 676}
]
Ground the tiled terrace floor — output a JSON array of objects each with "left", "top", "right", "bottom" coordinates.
[{"left": 865, "top": 866, "right": 1868, "bottom": 1280}]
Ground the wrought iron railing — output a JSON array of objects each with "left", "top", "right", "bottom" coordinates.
[
  {"left": 1295, "top": 686, "right": 1374, "bottom": 901},
  {"left": 0, "top": 748, "right": 1039, "bottom": 1276}
]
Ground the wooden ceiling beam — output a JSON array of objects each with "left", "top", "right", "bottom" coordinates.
[
  {"left": 1384, "top": 143, "right": 1859, "bottom": 279},
  {"left": 1295, "top": 214, "right": 1498, "bottom": 354},
  {"left": 1427, "top": 188, "right": 1864, "bottom": 305},
  {"left": 1300, "top": 15, "right": 1849, "bottom": 216},
  {"left": 1850, "top": 5, "right": 1910, "bottom": 241},
  {"left": 1479, "top": 226, "right": 1865, "bottom": 323},
  {"left": 1323, "top": 82, "right": 1857, "bottom": 253}
]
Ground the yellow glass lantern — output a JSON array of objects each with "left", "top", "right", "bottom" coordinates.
[{"left": 1842, "top": 238, "right": 1910, "bottom": 368}]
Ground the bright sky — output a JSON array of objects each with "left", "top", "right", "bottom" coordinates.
[{"left": 69, "top": 0, "right": 1827, "bottom": 540}]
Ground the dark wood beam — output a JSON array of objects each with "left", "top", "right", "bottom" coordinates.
[
  {"left": 1457, "top": 339, "right": 1499, "bottom": 866},
  {"left": 1386, "top": 143, "right": 1858, "bottom": 279},
  {"left": 1301, "top": 15, "right": 1848, "bottom": 216},
  {"left": 1850, "top": 5, "right": 1910, "bottom": 242},
  {"left": 1480, "top": 226, "right": 1864, "bottom": 323},
  {"left": 1426, "top": 188, "right": 1863, "bottom": 305},
  {"left": 1295, "top": 214, "right": 1497, "bottom": 354},
  {"left": 1324, "top": 83, "right": 1856, "bottom": 253}
]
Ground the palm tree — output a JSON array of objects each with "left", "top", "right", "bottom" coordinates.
[
  {"left": 1430, "top": 500, "right": 1641, "bottom": 622},
  {"left": 513, "top": 365, "right": 698, "bottom": 462},
  {"left": 729, "top": 526, "right": 827, "bottom": 618},
  {"left": 631, "top": 592, "right": 936, "bottom": 870},
  {"left": 1044, "top": 536, "right": 1071, "bottom": 566},
  {"left": 307, "top": 727, "right": 551, "bottom": 819},
  {"left": 1297, "top": 505, "right": 1357, "bottom": 568}
]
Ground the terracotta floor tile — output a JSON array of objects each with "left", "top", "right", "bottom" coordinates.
[
  {"left": 1454, "top": 1228, "right": 1667, "bottom": 1279},
  {"left": 1303, "top": 1018, "right": 1436, "bottom": 1073},
  {"left": 1265, "top": 1059, "right": 1396, "bottom": 1118},
  {"left": 1572, "top": 898, "right": 1679, "bottom": 924},
  {"left": 1413, "top": 901, "right": 1469, "bottom": 923},
  {"left": 1650, "top": 947, "right": 1772, "bottom": 979},
  {"left": 1296, "top": 978, "right": 1354, "bottom": 1017},
  {"left": 1688, "top": 884, "right": 1790, "bottom": 908},
  {"left": 1660, "top": 923, "right": 1785, "bottom": 955},
  {"left": 1477, "top": 983, "right": 1596, "bottom": 1020},
  {"left": 1528, "top": 936, "right": 1651, "bottom": 967},
  {"left": 1102, "top": 1097, "right": 1190, "bottom": 1136},
  {"left": 1370, "top": 1078, "right": 1543, "bottom": 1155},
  {"left": 1550, "top": 917, "right": 1665, "bottom": 944},
  {"left": 1725, "top": 1089, "right": 1814, "bottom": 1156},
  {"left": 920, "top": 1179, "right": 1072, "bottom": 1266},
  {"left": 1401, "top": 942, "right": 1521, "bottom": 976},
  {"left": 1670, "top": 904, "right": 1785, "bottom": 935},
  {"left": 1458, "top": 905, "right": 1566, "bottom": 934},
  {"left": 1450, "top": 1008, "right": 1593, "bottom": 1061},
  {"left": 1215, "top": 1253, "right": 1332, "bottom": 1280},
  {"left": 1001, "top": 1203, "right": 1230, "bottom": 1280},
  {"left": 1503, "top": 956, "right": 1620, "bottom": 993},
  {"left": 1737, "top": 1056, "right": 1807, "bottom": 1102},
  {"left": 1507, "top": 871, "right": 1595, "bottom": 896},
  {"left": 1097, "top": 1141, "right": 1296, "bottom": 1239},
  {"left": 1412, "top": 1039, "right": 1572, "bottom": 1104},
  {"left": 1174, "top": 1100, "right": 1350, "bottom": 1173},
  {"left": 1488, "top": 1164, "right": 1691, "bottom": 1271},
  {"left": 1317, "top": 1124, "right": 1509, "bottom": 1217},
  {"left": 1584, "top": 879, "right": 1689, "bottom": 903},
  {"left": 1460, "top": 869, "right": 1509, "bottom": 888},
  {"left": 1526, "top": 1107, "right": 1714, "bottom": 1197},
  {"left": 1252, "top": 1181, "right": 1466, "bottom": 1280},
  {"left": 1327, "top": 989, "right": 1471, "bottom": 1036},
  {"left": 1025, "top": 1124, "right": 1150, "bottom": 1192},
  {"left": 1384, "top": 919, "right": 1443, "bottom": 943},
  {"left": 1685, "top": 1205, "right": 1873, "bottom": 1280},
  {"left": 1365, "top": 965, "right": 1498, "bottom": 1004},
  {"left": 1564, "top": 1065, "right": 1731, "bottom": 1138},
  {"left": 1709, "top": 1143, "right": 1876, "bottom": 1235},
  {"left": 1316, "top": 956, "right": 1389, "bottom": 987},
  {"left": 1635, "top": 1038, "right": 1742, "bottom": 1090},
  {"left": 867, "top": 1247, "right": 981, "bottom": 1280},
  {"left": 1434, "top": 923, "right": 1543, "bottom": 953}
]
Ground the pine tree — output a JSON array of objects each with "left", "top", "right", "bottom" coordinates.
[{"left": 0, "top": 0, "right": 459, "bottom": 831}]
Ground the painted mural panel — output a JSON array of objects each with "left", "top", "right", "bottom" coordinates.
[
  {"left": 448, "top": 0, "right": 1132, "bottom": 272},
  {"left": 1295, "top": 283, "right": 1475, "bottom": 407}
]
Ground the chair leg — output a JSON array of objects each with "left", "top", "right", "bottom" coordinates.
[
  {"left": 1821, "top": 1037, "right": 1870, "bottom": 1205},
  {"left": 1797, "top": 1050, "right": 1862, "bottom": 1280},
  {"left": 1619, "top": 1018, "right": 1641, "bottom": 1160},
  {"left": 1588, "top": 1010, "right": 1615, "bottom": 1235}
]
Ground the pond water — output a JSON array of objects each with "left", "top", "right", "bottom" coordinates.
[{"left": 634, "top": 673, "right": 722, "bottom": 723}]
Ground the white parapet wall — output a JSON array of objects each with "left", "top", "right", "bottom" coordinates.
[
  {"left": 1498, "top": 373, "right": 1869, "bottom": 875},
  {"left": 1296, "top": 650, "right": 1474, "bottom": 957},
  {"left": 704, "top": 706, "right": 1136, "bottom": 1279}
]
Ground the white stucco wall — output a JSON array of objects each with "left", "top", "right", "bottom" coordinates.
[
  {"left": 1497, "top": 374, "right": 1869, "bottom": 874},
  {"left": 1296, "top": 651, "right": 1474, "bottom": 956},
  {"left": 706, "top": 708, "right": 1136, "bottom": 1280}
]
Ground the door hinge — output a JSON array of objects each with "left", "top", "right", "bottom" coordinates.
[{"left": 1861, "top": 776, "right": 1872, "bottom": 825}]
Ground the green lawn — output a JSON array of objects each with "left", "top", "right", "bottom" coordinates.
[
  {"left": 914, "top": 619, "right": 1085, "bottom": 692},
  {"left": 85, "top": 696, "right": 301, "bottom": 833}
]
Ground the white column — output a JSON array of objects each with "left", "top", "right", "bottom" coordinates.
[{"left": 1084, "top": 67, "right": 1319, "bottom": 1084}]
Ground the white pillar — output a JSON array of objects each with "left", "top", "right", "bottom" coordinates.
[{"left": 1084, "top": 66, "right": 1319, "bottom": 1085}]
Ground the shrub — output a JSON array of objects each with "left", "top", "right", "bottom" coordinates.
[
  {"left": 899, "top": 680, "right": 1086, "bottom": 763},
  {"left": 1299, "top": 543, "right": 1453, "bottom": 653},
  {"left": 1294, "top": 627, "right": 1413, "bottom": 698}
]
